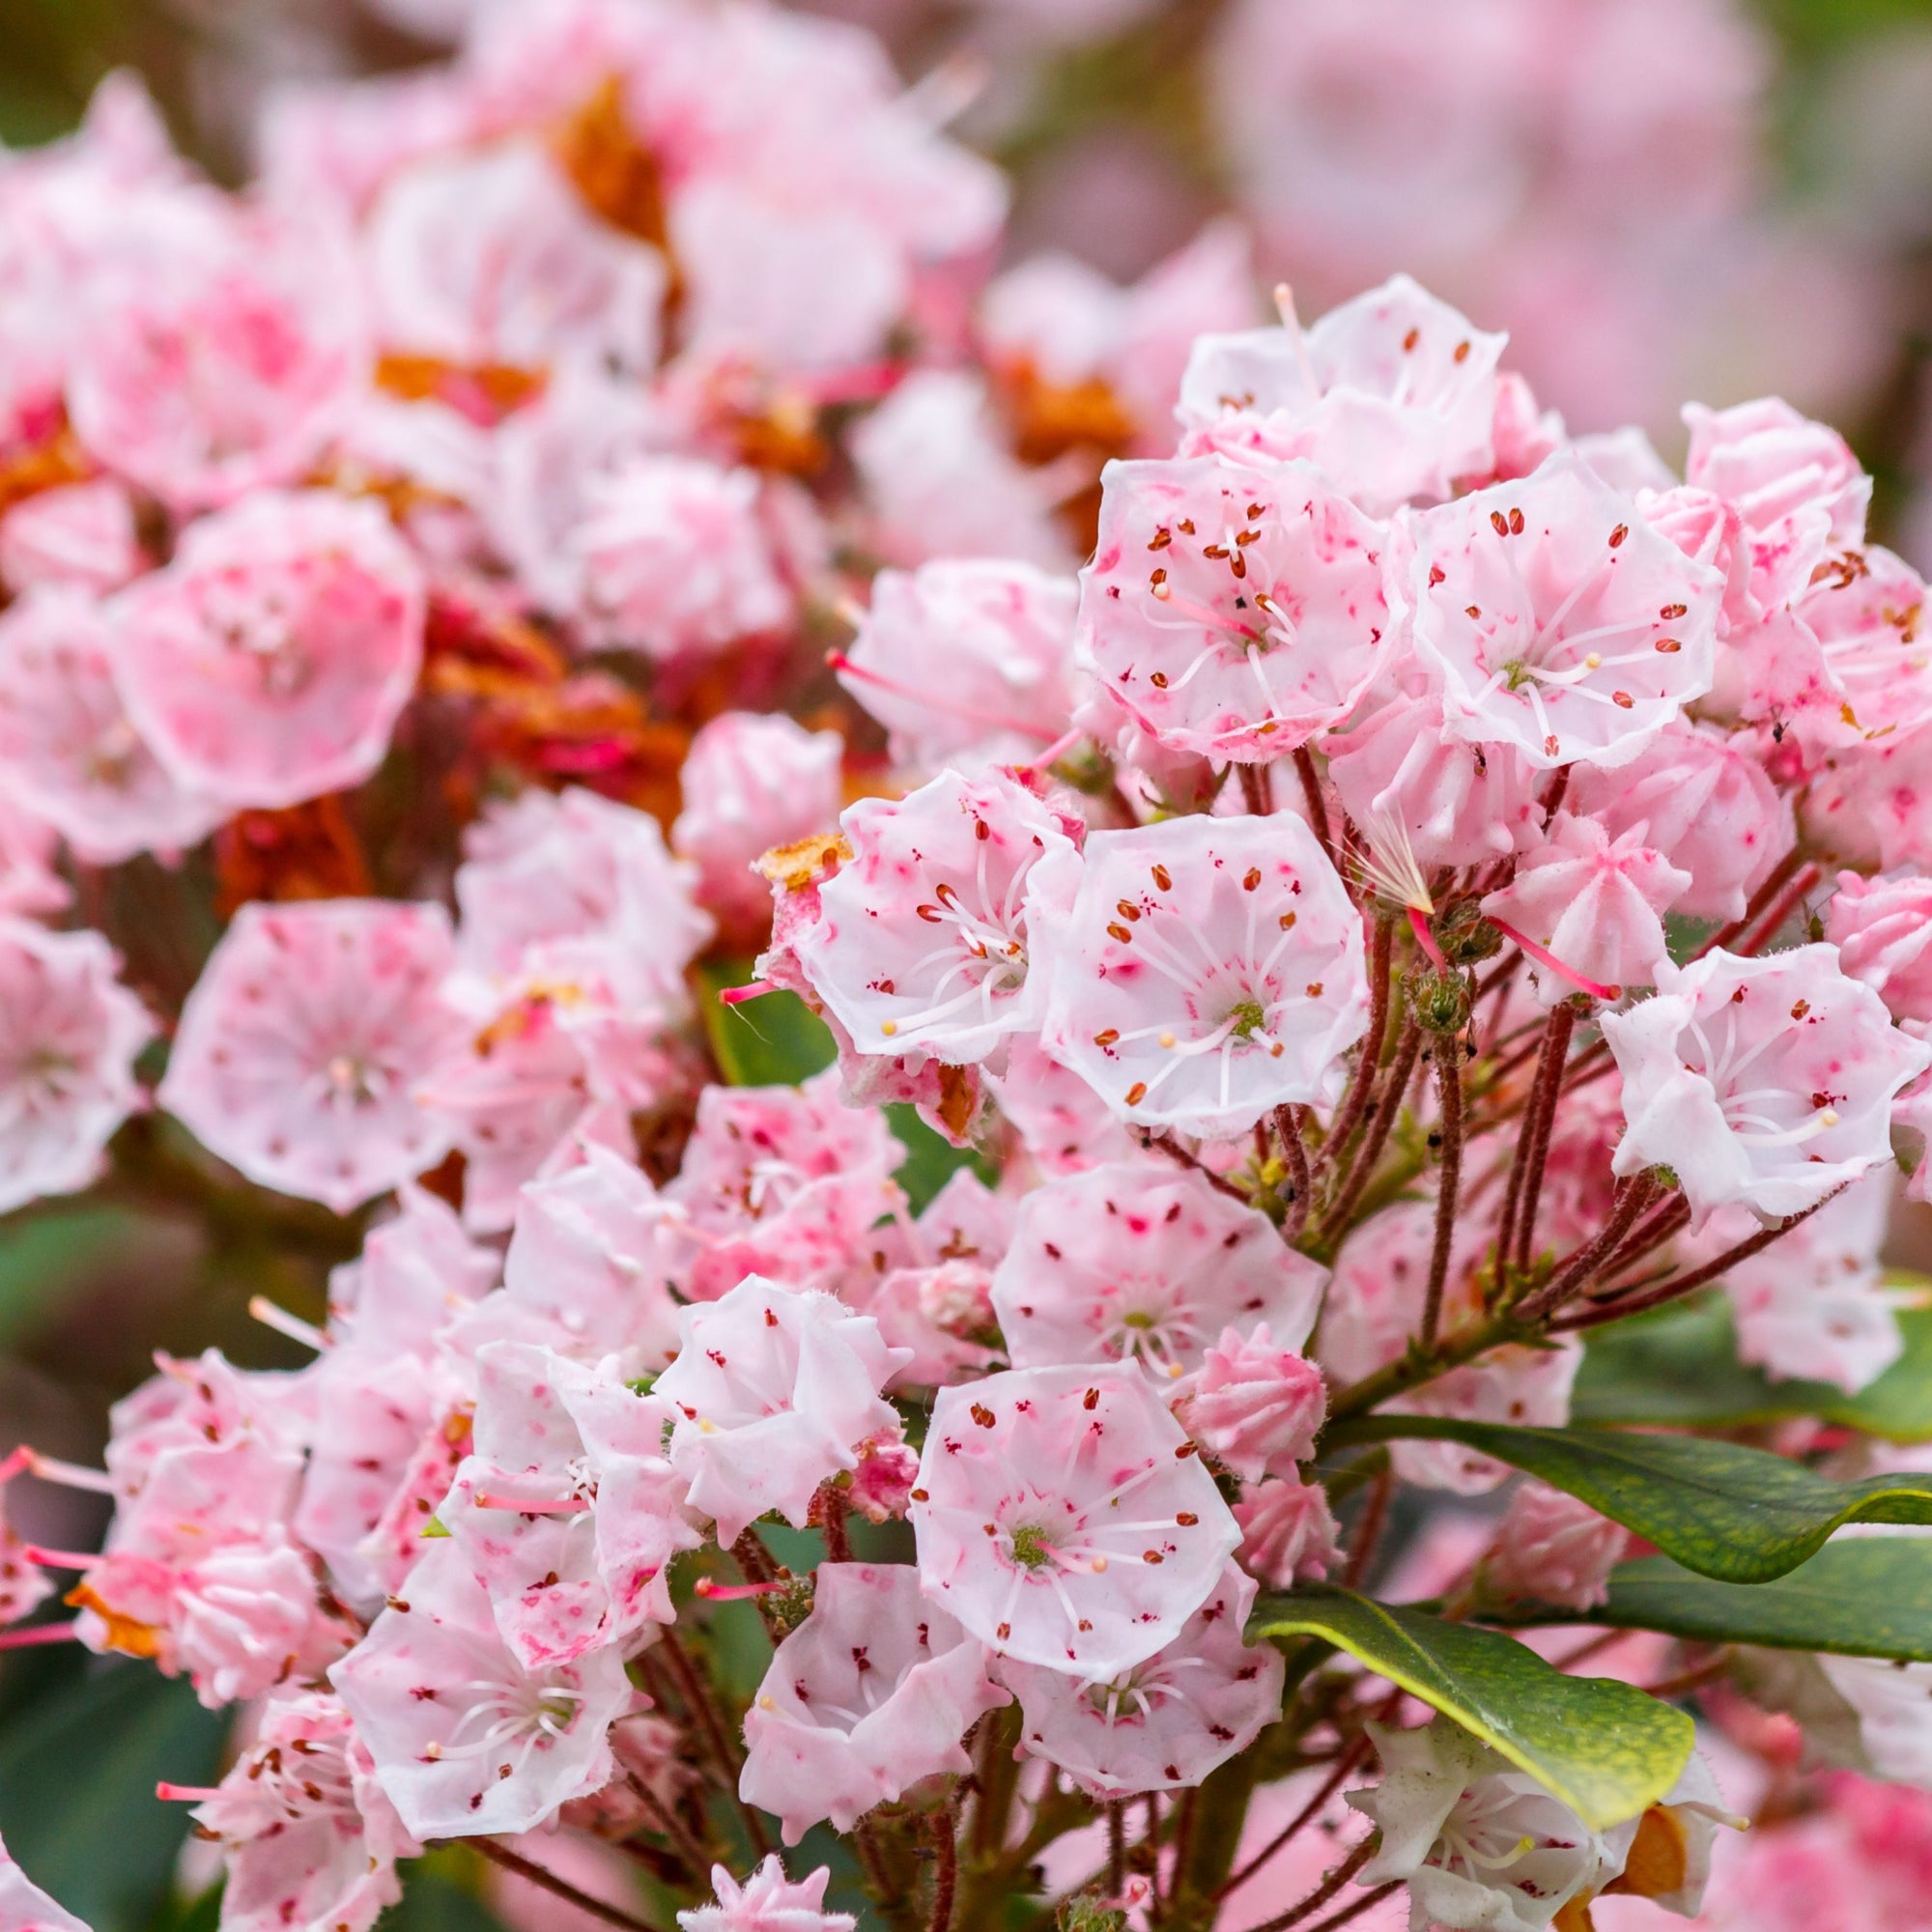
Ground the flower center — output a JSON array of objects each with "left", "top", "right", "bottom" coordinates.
[{"left": 1009, "top": 1523, "right": 1056, "bottom": 1571}]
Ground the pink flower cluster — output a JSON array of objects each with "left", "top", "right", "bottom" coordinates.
[{"left": 0, "top": 9, "right": 1928, "bottom": 1932}]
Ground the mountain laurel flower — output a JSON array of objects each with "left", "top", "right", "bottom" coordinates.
[
  {"left": 653, "top": 1275, "right": 910, "bottom": 1548},
  {"left": 788, "top": 767, "right": 1083, "bottom": 1066},
  {"left": 1037, "top": 810, "right": 1369, "bottom": 1138},
  {"left": 1603, "top": 946, "right": 1931, "bottom": 1226},
  {"left": 910, "top": 1363, "right": 1240, "bottom": 1679},
  {"left": 989, "top": 1165, "right": 1328, "bottom": 1381},
  {"left": 1479, "top": 812, "right": 1690, "bottom": 1003},
  {"left": 158, "top": 899, "right": 466, "bottom": 1215},
  {"left": 1176, "top": 273, "right": 1506, "bottom": 515},
  {"left": 1825, "top": 871, "right": 1932, "bottom": 1025},
  {"left": 1000, "top": 1563, "right": 1283, "bottom": 1800},
  {"left": 1483, "top": 1481, "right": 1629, "bottom": 1613},
  {"left": 1403, "top": 451, "right": 1725, "bottom": 771},
  {"left": 0, "top": 918, "right": 153, "bottom": 1216},
  {"left": 328, "top": 1542, "right": 630, "bottom": 1842},
  {"left": 1076, "top": 453, "right": 1390, "bottom": 762},
  {"left": 109, "top": 490, "right": 425, "bottom": 810},
  {"left": 836, "top": 558, "right": 1078, "bottom": 775},
  {"left": 675, "top": 1859, "right": 855, "bottom": 1932},
  {"left": 1183, "top": 1323, "right": 1328, "bottom": 1481},
  {"left": 0, "top": 477, "right": 144, "bottom": 597},
  {"left": 740, "top": 1562, "right": 1009, "bottom": 1844}
]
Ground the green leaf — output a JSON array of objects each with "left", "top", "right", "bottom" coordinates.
[
  {"left": 1330, "top": 1415, "right": 1932, "bottom": 1583},
  {"left": 696, "top": 964, "right": 837, "bottom": 1089},
  {"left": 383, "top": 1856, "right": 514, "bottom": 1932},
  {"left": 0, "top": 1204, "right": 149, "bottom": 1348},
  {"left": 1573, "top": 1292, "right": 1932, "bottom": 1442},
  {"left": 1513, "top": 1544, "right": 1932, "bottom": 1663},
  {"left": 0, "top": 1659, "right": 226, "bottom": 1932},
  {"left": 1251, "top": 1585, "right": 1692, "bottom": 1829}
]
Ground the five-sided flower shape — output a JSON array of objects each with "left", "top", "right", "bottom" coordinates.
[
  {"left": 158, "top": 897, "right": 467, "bottom": 1215},
  {"left": 440, "top": 1342, "right": 702, "bottom": 1669},
  {"left": 911, "top": 1363, "right": 1239, "bottom": 1679},
  {"left": 675, "top": 1857, "right": 855, "bottom": 1932},
  {"left": 989, "top": 1162, "right": 1328, "bottom": 1380},
  {"left": 740, "top": 1561, "right": 1009, "bottom": 1843},
  {"left": 1000, "top": 1561, "right": 1283, "bottom": 1800},
  {"left": 791, "top": 767, "right": 1082, "bottom": 1065},
  {"left": 1402, "top": 451, "right": 1725, "bottom": 771},
  {"left": 1603, "top": 945, "right": 1931, "bottom": 1226},
  {"left": 654, "top": 1275, "right": 910, "bottom": 1548},
  {"left": 328, "top": 1541, "right": 630, "bottom": 1841},
  {"left": 1037, "top": 810, "right": 1368, "bottom": 1138},
  {"left": 1076, "top": 453, "right": 1390, "bottom": 762}
]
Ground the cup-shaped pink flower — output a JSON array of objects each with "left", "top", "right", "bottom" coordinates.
[
  {"left": 911, "top": 1364, "right": 1239, "bottom": 1679},
  {"left": 1403, "top": 451, "right": 1726, "bottom": 771},
  {"left": 789, "top": 768, "right": 1082, "bottom": 1066},
  {"left": 328, "top": 1542, "right": 630, "bottom": 1841},
  {"left": 1480, "top": 813, "right": 1690, "bottom": 1004},
  {"left": 159, "top": 898, "right": 466, "bottom": 1215},
  {"left": 440, "top": 1343, "right": 702, "bottom": 1668},
  {"left": 1483, "top": 1482, "right": 1628, "bottom": 1613},
  {"left": 1001, "top": 1563, "right": 1283, "bottom": 1799},
  {"left": 0, "top": 1828, "right": 89, "bottom": 1932},
  {"left": 1603, "top": 945, "right": 1931, "bottom": 1225},
  {"left": 837, "top": 559, "right": 1077, "bottom": 774},
  {"left": 740, "top": 1562, "right": 1009, "bottom": 1843},
  {"left": 1232, "top": 1475, "right": 1339, "bottom": 1587},
  {"left": 1076, "top": 454, "right": 1390, "bottom": 762},
  {"left": 1790, "top": 545, "right": 1932, "bottom": 749},
  {"left": 0, "top": 587, "right": 223, "bottom": 864},
  {"left": 1826, "top": 871, "right": 1932, "bottom": 1025},
  {"left": 990, "top": 1165, "right": 1328, "bottom": 1381},
  {"left": 654, "top": 1275, "right": 909, "bottom": 1548},
  {"left": 1185, "top": 1323, "right": 1327, "bottom": 1482},
  {"left": 110, "top": 491, "right": 425, "bottom": 810},
  {"left": 1566, "top": 721, "right": 1791, "bottom": 923},
  {"left": 675, "top": 1858, "right": 855, "bottom": 1932},
  {"left": 672, "top": 713, "right": 843, "bottom": 924},
  {"left": 186, "top": 1689, "right": 419, "bottom": 1932},
  {"left": 0, "top": 917, "right": 153, "bottom": 1216},
  {"left": 1037, "top": 810, "right": 1368, "bottom": 1139}
]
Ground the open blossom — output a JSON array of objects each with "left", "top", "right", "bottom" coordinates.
[
  {"left": 440, "top": 1343, "right": 701, "bottom": 1668},
  {"left": 1402, "top": 451, "right": 1725, "bottom": 771},
  {"left": 1483, "top": 1481, "right": 1629, "bottom": 1612},
  {"left": 0, "top": 587, "right": 223, "bottom": 864},
  {"left": 185, "top": 1690, "right": 419, "bottom": 1932},
  {"left": 676, "top": 1859, "right": 855, "bottom": 1932},
  {"left": 158, "top": 899, "right": 465, "bottom": 1214},
  {"left": 0, "top": 919, "right": 153, "bottom": 1215},
  {"left": 572, "top": 456, "right": 793, "bottom": 660},
  {"left": 1177, "top": 275, "right": 1507, "bottom": 514},
  {"left": 0, "top": 1831, "right": 90, "bottom": 1932},
  {"left": 1037, "top": 810, "right": 1369, "bottom": 1138},
  {"left": 911, "top": 1364, "right": 1240, "bottom": 1679},
  {"left": 1479, "top": 812, "right": 1690, "bottom": 1001},
  {"left": 329, "top": 1542, "right": 630, "bottom": 1841},
  {"left": 672, "top": 713, "right": 843, "bottom": 924},
  {"left": 110, "top": 490, "right": 426, "bottom": 810},
  {"left": 366, "top": 141, "right": 665, "bottom": 377},
  {"left": 788, "top": 767, "right": 1082, "bottom": 1066},
  {"left": 654, "top": 1275, "right": 909, "bottom": 1547},
  {"left": 1002, "top": 1563, "right": 1284, "bottom": 1799},
  {"left": 1603, "top": 945, "right": 1930, "bottom": 1225},
  {"left": 989, "top": 1164, "right": 1328, "bottom": 1380},
  {"left": 837, "top": 558, "right": 1078, "bottom": 775},
  {"left": 1184, "top": 1323, "right": 1328, "bottom": 1481},
  {"left": 741, "top": 1562, "right": 1009, "bottom": 1844}
]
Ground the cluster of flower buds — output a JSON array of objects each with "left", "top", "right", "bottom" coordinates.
[{"left": 1, "top": 5, "right": 1931, "bottom": 1932}]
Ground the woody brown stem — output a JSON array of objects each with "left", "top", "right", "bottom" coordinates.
[{"left": 1420, "top": 1037, "right": 1466, "bottom": 1351}]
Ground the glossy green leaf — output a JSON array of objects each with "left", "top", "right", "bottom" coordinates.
[
  {"left": 1331, "top": 1415, "right": 1932, "bottom": 1583},
  {"left": 1573, "top": 1293, "right": 1932, "bottom": 1442},
  {"left": 0, "top": 1659, "right": 226, "bottom": 1932},
  {"left": 384, "top": 1856, "right": 515, "bottom": 1932},
  {"left": 0, "top": 1204, "right": 149, "bottom": 1348},
  {"left": 1250, "top": 1584, "right": 1692, "bottom": 1829},
  {"left": 1507, "top": 1544, "right": 1932, "bottom": 1662}
]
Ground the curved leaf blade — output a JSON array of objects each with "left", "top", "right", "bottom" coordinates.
[
  {"left": 1329, "top": 1416, "right": 1932, "bottom": 1583},
  {"left": 1250, "top": 1584, "right": 1692, "bottom": 1829},
  {"left": 1573, "top": 1293, "right": 1932, "bottom": 1442},
  {"left": 1550, "top": 1545, "right": 1932, "bottom": 1662}
]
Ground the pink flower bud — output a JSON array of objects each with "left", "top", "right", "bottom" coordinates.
[
  {"left": 1485, "top": 1481, "right": 1628, "bottom": 1612},
  {"left": 1233, "top": 1477, "right": 1340, "bottom": 1588},
  {"left": 1187, "top": 1323, "right": 1327, "bottom": 1481}
]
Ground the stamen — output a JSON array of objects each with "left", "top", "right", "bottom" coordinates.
[
  {"left": 1486, "top": 919, "right": 1619, "bottom": 1001},
  {"left": 247, "top": 1295, "right": 328, "bottom": 1352}
]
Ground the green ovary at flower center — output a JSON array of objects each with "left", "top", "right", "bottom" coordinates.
[
  {"left": 1009, "top": 1523, "right": 1056, "bottom": 1570},
  {"left": 1228, "top": 998, "right": 1268, "bottom": 1039},
  {"left": 1122, "top": 1310, "right": 1156, "bottom": 1331}
]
